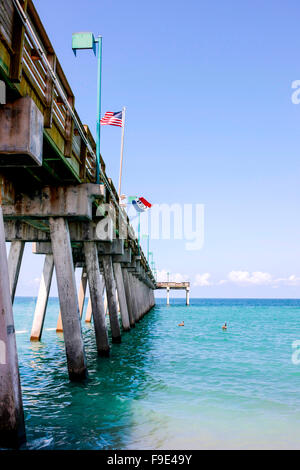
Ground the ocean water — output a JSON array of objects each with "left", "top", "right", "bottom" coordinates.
[{"left": 11, "top": 297, "right": 300, "bottom": 450}]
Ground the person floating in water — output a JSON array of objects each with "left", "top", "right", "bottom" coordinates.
[
  {"left": 222, "top": 322, "right": 227, "bottom": 330},
  {"left": 178, "top": 321, "right": 184, "bottom": 327}
]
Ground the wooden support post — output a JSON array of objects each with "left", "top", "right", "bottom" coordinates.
[
  {"left": 167, "top": 287, "right": 170, "bottom": 306},
  {"left": 84, "top": 242, "right": 110, "bottom": 356},
  {"left": 102, "top": 255, "right": 122, "bottom": 343},
  {"left": 8, "top": 241, "right": 25, "bottom": 303},
  {"left": 0, "top": 207, "right": 26, "bottom": 448},
  {"left": 49, "top": 217, "right": 87, "bottom": 381},
  {"left": 30, "top": 254, "right": 54, "bottom": 341},
  {"left": 122, "top": 268, "right": 135, "bottom": 328},
  {"left": 113, "top": 262, "right": 130, "bottom": 332}
]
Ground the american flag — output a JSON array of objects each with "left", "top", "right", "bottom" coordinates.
[{"left": 100, "top": 111, "right": 123, "bottom": 127}]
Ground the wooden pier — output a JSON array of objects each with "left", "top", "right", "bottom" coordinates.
[
  {"left": 0, "top": 0, "right": 156, "bottom": 448},
  {"left": 156, "top": 282, "right": 190, "bottom": 305}
]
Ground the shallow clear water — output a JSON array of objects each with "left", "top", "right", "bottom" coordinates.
[{"left": 11, "top": 297, "right": 300, "bottom": 449}]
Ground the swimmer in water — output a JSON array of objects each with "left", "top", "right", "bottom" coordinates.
[
  {"left": 178, "top": 321, "right": 184, "bottom": 327},
  {"left": 222, "top": 322, "right": 227, "bottom": 330}
]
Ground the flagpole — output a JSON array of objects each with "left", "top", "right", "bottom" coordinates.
[{"left": 118, "top": 106, "right": 126, "bottom": 198}]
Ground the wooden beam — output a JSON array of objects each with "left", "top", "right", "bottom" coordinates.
[
  {"left": 44, "top": 54, "right": 56, "bottom": 128},
  {"left": 10, "top": 0, "right": 28, "bottom": 83},
  {"left": 79, "top": 137, "right": 87, "bottom": 181},
  {"left": 64, "top": 96, "right": 75, "bottom": 158}
]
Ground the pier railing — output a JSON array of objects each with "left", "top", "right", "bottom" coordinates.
[
  {"left": 0, "top": 0, "right": 154, "bottom": 276},
  {"left": 0, "top": 0, "right": 102, "bottom": 184}
]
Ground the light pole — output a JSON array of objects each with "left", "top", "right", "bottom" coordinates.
[
  {"left": 95, "top": 35, "right": 102, "bottom": 185},
  {"left": 72, "top": 32, "right": 103, "bottom": 184}
]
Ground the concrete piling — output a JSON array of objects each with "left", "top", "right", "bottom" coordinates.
[
  {"left": 143, "top": 283, "right": 150, "bottom": 316},
  {"left": 78, "top": 267, "right": 88, "bottom": 319},
  {"left": 56, "top": 260, "right": 79, "bottom": 333},
  {"left": 8, "top": 241, "right": 25, "bottom": 303},
  {"left": 186, "top": 287, "right": 190, "bottom": 306},
  {"left": 85, "top": 276, "right": 105, "bottom": 323},
  {"left": 0, "top": 207, "right": 26, "bottom": 448},
  {"left": 113, "top": 262, "right": 130, "bottom": 332},
  {"left": 104, "top": 289, "right": 108, "bottom": 315},
  {"left": 102, "top": 255, "right": 122, "bottom": 343},
  {"left": 129, "top": 273, "right": 139, "bottom": 323},
  {"left": 122, "top": 267, "right": 135, "bottom": 328},
  {"left": 49, "top": 217, "right": 87, "bottom": 381},
  {"left": 151, "top": 288, "right": 155, "bottom": 308},
  {"left": 84, "top": 242, "right": 110, "bottom": 356},
  {"left": 138, "top": 279, "right": 145, "bottom": 319},
  {"left": 30, "top": 254, "right": 54, "bottom": 341},
  {"left": 135, "top": 278, "right": 143, "bottom": 319}
]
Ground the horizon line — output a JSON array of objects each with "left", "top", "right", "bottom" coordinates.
[{"left": 13, "top": 296, "right": 300, "bottom": 301}]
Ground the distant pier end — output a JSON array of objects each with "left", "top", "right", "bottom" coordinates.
[{"left": 156, "top": 282, "right": 190, "bottom": 306}]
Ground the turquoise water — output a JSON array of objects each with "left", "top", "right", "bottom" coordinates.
[{"left": 12, "top": 297, "right": 300, "bottom": 450}]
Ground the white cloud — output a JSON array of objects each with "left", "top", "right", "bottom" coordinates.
[
  {"left": 157, "top": 269, "right": 189, "bottom": 283},
  {"left": 191, "top": 271, "right": 300, "bottom": 288},
  {"left": 227, "top": 271, "right": 273, "bottom": 285},
  {"left": 194, "top": 273, "right": 212, "bottom": 287},
  {"left": 274, "top": 274, "right": 300, "bottom": 287}
]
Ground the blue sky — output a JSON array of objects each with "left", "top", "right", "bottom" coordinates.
[{"left": 14, "top": 0, "right": 300, "bottom": 298}]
